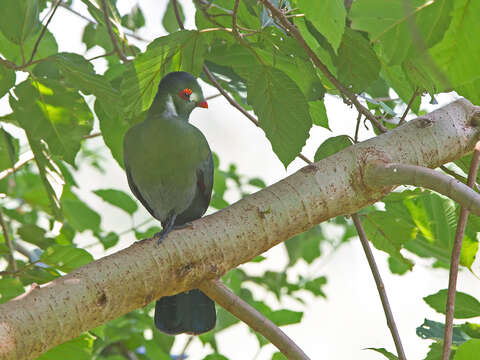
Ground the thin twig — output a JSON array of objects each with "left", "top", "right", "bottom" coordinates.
[
  {"left": 82, "top": 132, "right": 102, "bottom": 139},
  {"left": 440, "top": 165, "right": 480, "bottom": 191},
  {"left": 28, "top": 0, "right": 62, "bottom": 64},
  {"left": 354, "top": 113, "right": 362, "bottom": 143},
  {"left": 398, "top": 90, "right": 418, "bottom": 125},
  {"left": 0, "top": 260, "right": 40, "bottom": 276},
  {"left": 259, "top": 0, "right": 387, "bottom": 133},
  {"left": 178, "top": 336, "right": 193, "bottom": 360},
  {"left": 351, "top": 214, "right": 407, "bottom": 360},
  {"left": 200, "top": 280, "right": 310, "bottom": 360},
  {"left": 442, "top": 142, "right": 480, "bottom": 360},
  {"left": 87, "top": 50, "right": 116, "bottom": 61},
  {"left": 0, "top": 208, "right": 17, "bottom": 273},
  {"left": 0, "top": 155, "right": 34, "bottom": 181},
  {"left": 100, "top": 0, "right": 129, "bottom": 62}
]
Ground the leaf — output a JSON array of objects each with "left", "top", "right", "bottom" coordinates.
[
  {"left": 0, "top": 28, "right": 57, "bottom": 64},
  {"left": 0, "top": 127, "right": 19, "bottom": 171},
  {"left": 162, "top": 0, "right": 184, "bottom": 33},
  {"left": 429, "top": 0, "right": 480, "bottom": 104},
  {"left": 417, "top": 319, "right": 470, "bottom": 345},
  {"left": 40, "top": 244, "right": 94, "bottom": 273},
  {"left": 10, "top": 78, "right": 94, "bottom": 165},
  {"left": 380, "top": 64, "right": 420, "bottom": 113},
  {"left": 121, "top": 4, "right": 145, "bottom": 30},
  {"left": 335, "top": 29, "right": 381, "bottom": 93},
  {"left": 272, "top": 352, "right": 287, "bottom": 360},
  {"left": 61, "top": 188, "right": 101, "bottom": 233},
  {"left": 366, "top": 348, "right": 399, "bottom": 360},
  {"left": 97, "top": 232, "right": 119, "bottom": 250},
  {"left": 0, "top": 278, "right": 24, "bottom": 303},
  {"left": 247, "top": 66, "right": 312, "bottom": 167},
  {"left": 285, "top": 225, "right": 324, "bottom": 265},
  {"left": 0, "top": 0, "right": 40, "bottom": 44},
  {"left": 297, "top": 0, "right": 346, "bottom": 53},
  {"left": 121, "top": 31, "right": 207, "bottom": 119},
  {"left": 268, "top": 309, "right": 303, "bottom": 326},
  {"left": 350, "top": 0, "right": 453, "bottom": 65},
  {"left": 314, "top": 135, "right": 353, "bottom": 162},
  {"left": 93, "top": 189, "right": 138, "bottom": 215},
  {"left": 455, "top": 339, "right": 480, "bottom": 360},
  {"left": 17, "top": 224, "right": 55, "bottom": 248},
  {"left": 424, "top": 290, "right": 480, "bottom": 319},
  {"left": 0, "top": 65, "right": 15, "bottom": 99},
  {"left": 309, "top": 100, "right": 329, "bottom": 129},
  {"left": 37, "top": 334, "right": 94, "bottom": 360}
]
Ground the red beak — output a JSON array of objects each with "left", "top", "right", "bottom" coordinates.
[{"left": 197, "top": 101, "right": 208, "bottom": 109}]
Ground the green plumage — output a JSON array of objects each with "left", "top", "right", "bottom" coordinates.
[{"left": 123, "top": 72, "right": 215, "bottom": 335}]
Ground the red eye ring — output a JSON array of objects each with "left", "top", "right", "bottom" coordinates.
[{"left": 179, "top": 88, "right": 193, "bottom": 100}]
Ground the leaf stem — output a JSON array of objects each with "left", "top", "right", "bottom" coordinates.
[
  {"left": 351, "top": 214, "right": 407, "bottom": 360},
  {"left": 100, "top": 0, "right": 129, "bottom": 63},
  {"left": 199, "top": 280, "right": 311, "bottom": 360},
  {"left": 441, "top": 141, "right": 480, "bottom": 360}
]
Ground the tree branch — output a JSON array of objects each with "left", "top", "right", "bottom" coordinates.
[
  {"left": 0, "top": 208, "right": 16, "bottom": 273},
  {"left": 0, "top": 99, "right": 478, "bottom": 359},
  {"left": 200, "top": 280, "right": 310, "bottom": 360},
  {"left": 99, "top": 0, "right": 129, "bottom": 63},
  {"left": 442, "top": 141, "right": 480, "bottom": 360},
  {"left": 364, "top": 161, "right": 480, "bottom": 216},
  {"left": 399, "top": 89, "right": 418, "bottom": 125},
  {"left": 258, "top": 0, "right": 388, "bottom": 133},
  {"left": 351, "top": 214, "right": 406, "bottom": 360}
]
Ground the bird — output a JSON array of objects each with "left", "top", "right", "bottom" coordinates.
[{"left": 123, "top": 71, "right": 216, "bottom": 335}]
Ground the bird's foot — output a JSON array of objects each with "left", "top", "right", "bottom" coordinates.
[{"left": 155, "top": 213, "right": 177, "bottom": 245}]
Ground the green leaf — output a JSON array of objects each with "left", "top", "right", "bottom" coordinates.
[
  {"left": 350, "top": 0, "right": 453, "bottom": 65},
  {"left": 297, "top": 0, "right": 345, "bottom": 53},
  {"left": 121, "top": 4, "right": 145, "bottom": 30},
  {"left": 0, "top": 0, "right": 40, "bottom": 44},
  {"left": 17, "top": 224, "right": 55, "bottom": 248},
  {"left": 366, "top": 348, "right": 399, "bottom": 360},
  {"left": 162, "top": 0, "right": 184, "bottom": 33},
  {"left": 380, "top": 64, "right": 420, "bottom": 113},
  {"left": 0, "top": 127, "right": 19, "bottom": 172},
  {"left": 61, "top": 188, "right": 101, "bottom": 233},
  {"left": 272, "top": 352, "right": 287, "bottom": 360},
  {"left": 309, "top": 100, "right": 329, "bottom": 129},
  {"left": 424, "top": 290, "right": 480, "bottom": 319},
  {"left": 203, "top": 354, "right": 229, "bottom": 360},
  {"left": 247, "top": 66, "right": 312, "bottom": 167},
  {"left": 121, "top": 31, "right": 207, "bottom": 119},
  {"left": 268, "top": 309, "right": 303, "bottom": 326},
  {"left": 417, "top": 319, "right": 470, "bottom": 345},
  {"left": 429, "top": 0, "right": 480, "bottom": 104},
  {"left": 335, "top": 29, "right": 381, "bottom": 93},
  {"left": 424, "top": 342, "right": 445, "bottom": 360},
  {"left": 363, "top": 211, "right": 415, "bottom": 269},
  {"left": 0, "top": 65, "right": 15, "bottom": 99},
  {"left": 455, "top": 339, "right": 480, "bottom": 360},
  {"left": 314, "top": 135, "right": 353, "bottom": 162},
  {"left": 303, "top": 276, "right": 327, "bottom": 297},
  {"left": 40, "top": 244, "right": 93, "bottom": 273},
  {"left": 37, "top": 334, "right": 93, "bottom": 360},
  {"left": 285, "top": 226, "right": 324, "bottom": 265},
  {"left": 10, "top": 78, "right": 94, "bottom": 165},
  {"left": 0, "top": 277, "right": 24, "bottom": 303},
  {"left": 93, "top": 189, "right": 138, "bottom": 215},
  {"left": 0, "top": 28, "right": 57, "bottom": 64},
  {"left": 97, "top": 232, "right": 119, "bottom": 250}
]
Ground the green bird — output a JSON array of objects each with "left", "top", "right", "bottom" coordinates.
[{"left": 123, "top": 71, "right": 215, "bottom": 335}]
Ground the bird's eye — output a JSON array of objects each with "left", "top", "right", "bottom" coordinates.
[{"left": 179, "top": 88, "right": 193, "bottom": 100}]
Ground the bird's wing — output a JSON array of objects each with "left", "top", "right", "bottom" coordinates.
[
  {"left": 125, "top": 165, "right": 157, "bottom": 219},
  {"left": 196, "top": 151, "right": 214, "bottom": 206}
]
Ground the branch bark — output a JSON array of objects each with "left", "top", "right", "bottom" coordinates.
[{"left": 0, "top": 99, "right": 478, "bottom": 359}]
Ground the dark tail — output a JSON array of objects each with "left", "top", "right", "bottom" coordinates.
[{"left": 154, "top": 289, "right": 216, "bottom": 335}]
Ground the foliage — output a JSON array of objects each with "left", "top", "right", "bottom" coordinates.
[{"left": 0, "top": 0, "right": 480, "bottom": 359}]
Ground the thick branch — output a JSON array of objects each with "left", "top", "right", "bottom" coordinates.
[
  {"left": 0, "top": 99, "right": 478, "bottom": 359},
  {"left": 364, "top": 162, "right": 480, "bottom": 216},
  {"left": 200, "top": 280, "right": 310, "bottom": 360}
]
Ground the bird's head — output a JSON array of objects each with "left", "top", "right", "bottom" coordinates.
[{"left": 153, "top": 71, "right": 208, "bottom": 120}]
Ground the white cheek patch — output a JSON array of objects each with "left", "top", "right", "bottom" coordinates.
[
  {"left": 164, "top": 94, "right": 178, "bottom": 117},
  {"left": 190, "top": 93, "right": 199, "bottom": 102}
]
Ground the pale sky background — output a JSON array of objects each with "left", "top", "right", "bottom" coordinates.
[{"left": 1, "top": 1, "right": 480, "bottom": 359}]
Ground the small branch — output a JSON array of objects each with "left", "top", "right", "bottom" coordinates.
[
  {"left": 28, "top": 0, "right": 62, "bottom": 64},
  {"left": 442, "top": 142, "right": 480, "bottom": 360},
  {"left": 172, "top": 0, "right": 185, "bottom": 30},
  {"left": 0, "top": 260, "right": 40, "bottom": 276},
  {"left": 0, "top": 155, "right": 34, "bottom": 181},
  {"left": 259, "top": 0, "right": 387, "bottom": 133},
  {"left": 178, "top": 336, "right": 193, "bottom": 360},
  {"left": 398, "top": 90, "right": 418, "bottom": 125},
  {"left": 100, "top": 0, "right": 129, "bottom": 63},
  {"left": 351, "top": 214, "right": 407, "bottom": 360},
  {"left": 199, "top": 280, "right": 310, "bottom": 360},
  {"left": 86, "top": 50, "right": 116, "bottom": 61},
  {"left": 364, "top": 162, "right": 480, "bottom": 216},
  {"left": 0, "top": 208, "right": 17, "bottom": 273},
  {"left": 354, "top": 113, "right": 362, "bottom": 143},
  {"left": 82, "top": 132, "right": 102, "bottom": 140}
]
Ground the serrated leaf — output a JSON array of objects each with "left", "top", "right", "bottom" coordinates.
[
  {"left": 424, "top": 290, "right": 480, "bottom": 319},
  {"left": 93, "top": 188, "right": 138, "bottom": 215},
  {"left": 40, "top": 244, "right": 93, "bottom": 273},
  {"left": 247, "top": 66, "right": 312, "bottom": 167},
  {"left": 0, "top": 0, "right": 40, "bottom": 44},
  {"left": 297, "top": 0, "right": 345, "bottom": 53},
  {"left": 335, "top": 28, "right": 380, "bottom": 93},
  {"left": 314, "top": 135, "right": 352, "bottom": 162},
  {"left": 121, "top": 31, "right": 207, "bottom": 119}
]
